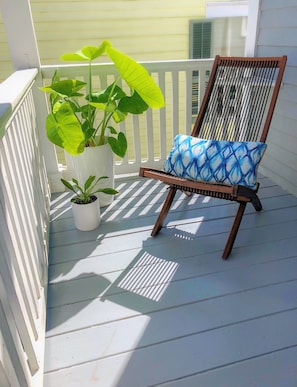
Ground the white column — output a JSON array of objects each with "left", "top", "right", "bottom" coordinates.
[
  {"left": 0, "top": 0, "right": 63, "bottom": 192},
  {"left": 0, "top": 0, "right": 40, "bottom": 70},
  {"left": 245, "top": 0, "right": 261, "bottom": 56}
]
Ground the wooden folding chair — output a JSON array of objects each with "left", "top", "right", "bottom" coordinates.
[{"left": 139, "top": 55, "right": 287, "bottom": 259}]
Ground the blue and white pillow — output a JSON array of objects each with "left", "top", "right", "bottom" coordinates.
[{"left": 163, "top": 134, "right": 267, "bottom": 189}]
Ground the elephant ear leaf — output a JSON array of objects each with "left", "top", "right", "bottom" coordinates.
[
  {"left": 46, "top": 102, "right": 85, "bottom": 155},
  {"left": 61, "top": 42, "right": 107, "bottom": 62},
  {"left": 105, "top": 45, "right": 165, "bottom": 109},
  {"left": 107, "top": 132, "right": 127, "bottom": 158},
  {"left": 118, "top": 91, "right": 148, "bottom": 114}
]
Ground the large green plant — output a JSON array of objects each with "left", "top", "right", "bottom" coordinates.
[{"left": 40, "top": 40, "right": 165, "bottom": 157}]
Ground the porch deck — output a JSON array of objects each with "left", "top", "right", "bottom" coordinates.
[{"left": 44, "top": 174, "right": 297, "bottom": 387}]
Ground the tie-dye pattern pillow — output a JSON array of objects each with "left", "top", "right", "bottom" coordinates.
[{"left": 163, "top": 134, "right": 267, "bottom": 189}]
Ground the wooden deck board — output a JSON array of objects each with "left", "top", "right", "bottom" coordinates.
[
  {"left": 44, "top": 176, "right": 297, "bottom": 387},
  {"left": 45, "top": 280, "right": 297, "bottom": 371}
]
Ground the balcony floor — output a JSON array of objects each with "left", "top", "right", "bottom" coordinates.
[{"left": 44, "top": 174, "right": 297, "bottom": 387}]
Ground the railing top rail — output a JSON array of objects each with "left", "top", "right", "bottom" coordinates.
[
  {"left": 0, "top": 68, "right": 38, "bottom": 138},
  {"left": 40, "top": 58, "right": 214, "bottom": 79}
]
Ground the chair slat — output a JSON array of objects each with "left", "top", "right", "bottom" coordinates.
[{"left": 192, "top": 56, "right": 287, "bottom": 143}]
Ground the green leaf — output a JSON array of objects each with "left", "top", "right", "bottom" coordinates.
[
  {"left": 41, "top": 79, "right": 86, "bottom": 98},
  {"left": 81, "top": 104, "right": 95, "bottom": 119},
  {"left": 106, "top": 101, "right": 117, "bottom": 113},
  {"left": 95, "top": 188, "right": 119, "bottom": 195},
  {"left": 81, "top": 45, "right": 105, "bottom": 60},
  {"left": 50, "top": 93, "right": 61, "bottom": 108},
  {"left": 60, "top": 178, "right": 76, "bottom": 193},
  {"left": 84, "top": 175, "right": 96, "bottom": 191},
  {"left": 106, "top": 84, "right": 126, "bottom": 100},
  {"left": 108, "top": 126, "right": 117, "bottom": 135},
  {"left": 89, "top": 101, "right": 116, "bottom": 113},
  {"left": 82, "top": 121, "right": 96, "bottom": 142},
  {"left": 112, "top": 109, "right": 127, "bottom": 123},
  {"left": 88, "top": 102, "right": 107, "bottom": 111},
  {"left": 89, "top": 92, "right": 108, "bottom": 104},
  {"left": 71, "top": 178, "right": 85, "bottom": 195},
  {"left": 46, "top": 102, "right": 85, "bottom": 155},
  {"left": 61, "top": 41, "right": 109, "bottom": 62},
  {"left": 91, "top": 84, "right": 126, "bottom": 103},
  {"left": 107, "top": 132, "right": 127, "bottom": 158},
  {"left": 95, "top": 176, "right": 108, "bottom": 183},
  {"left": 105, "top": 45, "right": 165, "bottom": 108},
  {"left": 118, "top": 91, "right": 149, "bottom": 114},
  {"left": 52, "top": 100, "right": 64, "bottom": 114}
]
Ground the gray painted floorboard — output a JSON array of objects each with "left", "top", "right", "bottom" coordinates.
[{"left": 44, "top": 176, "right": 297, "bottom": 387}]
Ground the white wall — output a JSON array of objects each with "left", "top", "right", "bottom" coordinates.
[{"left": 255, "top": 0, "right": 297, "bottom": 197}]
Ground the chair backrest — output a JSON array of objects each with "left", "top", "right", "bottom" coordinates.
[{"left": 192, "top": 55, "right": 287, "bottom": 143}]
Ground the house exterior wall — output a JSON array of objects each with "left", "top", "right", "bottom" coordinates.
[
  {"left": 0, "top": 0, "right": 205, "bottom": 83},
  {"left": 0, "top": 11, "right": 13, "bottom": 82},
  {"left": 256, "top": 0, "right": 297, "bottom": 197},
  {"left": 29, "top": 0, "right": 206, "bottom": 63},
  {"left": 0, "top": 0, "right": 246, "bottom": 83}
]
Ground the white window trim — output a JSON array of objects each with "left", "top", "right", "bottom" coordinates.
[{"left": 206, "top": 1, "right": 248, "bottom": 18}]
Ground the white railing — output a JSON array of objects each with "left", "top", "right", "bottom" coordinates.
[
  {"left": 0, "top": 58, "right": 213, "bottom": 386},
  {"left": 41, "top": 59, "right": 214, "bottom": 177},
  {"left": 0, "top": 69, "right": 50, "bottom": 386}
]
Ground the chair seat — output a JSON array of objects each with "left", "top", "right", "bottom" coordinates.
[{"left": 140, "top": 166, "right": 262, "bottom": 206}]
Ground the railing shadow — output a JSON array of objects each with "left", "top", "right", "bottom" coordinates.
[{"left": 46, "top": 273, "right": 111, "bottom": 332}]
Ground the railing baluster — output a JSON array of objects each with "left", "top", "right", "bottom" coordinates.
[
  {"left": 146, "top": 107, "right": 154, "bottom": 162},
  {"left": 186, "top": 68, "right": 194, "bottom": 135},
  {"left": 158, "top": 71, "right": 167, "bottom": 159},
  {"left": 0, "top": 69, "right": 49, "bottom": 385},
  {"left": 132, "top": 114, "right": 141, "bottom": 164},
  {"left": 171, "top": 70, "right": 180, "bottom": 139}
]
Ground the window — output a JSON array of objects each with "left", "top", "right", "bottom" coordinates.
[
  {"left": 190, "top": 20, "right": 212, "bottom": 116},
  {"left": 190, "top": 20, "right": 212, "bottom": 59}
]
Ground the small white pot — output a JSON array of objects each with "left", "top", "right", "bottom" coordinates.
[
  {"left": 71, "top": 196, "right": 101, "bottom": 231},
  {"left": 71, "top": 144, "right": 114, "bottom": 207}
]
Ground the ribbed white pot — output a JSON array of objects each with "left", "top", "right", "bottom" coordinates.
[
  {"left": 71, "top": 196, "right": 101, "bottom": 231},
  {"left": 72, "top": 144, "right": 114, "bottom": 207}
]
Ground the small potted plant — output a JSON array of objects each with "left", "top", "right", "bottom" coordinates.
[
  {"left": 41, "top": 40, "right": 165, "bottom": 206},
  {"left": 61, "top": 175, "right": 118, "bottom": 231}
]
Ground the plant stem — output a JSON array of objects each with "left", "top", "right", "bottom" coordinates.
[
  {"left": 97, "top": 77, "right": 121, "bottom": 145},
  {"left": 88, "top": 60, "right": 92, "bottom": 101},
  {"left": 87, "top": 60, "right": 94, "bottom": 142}
]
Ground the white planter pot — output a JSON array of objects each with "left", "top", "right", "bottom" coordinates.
[
  {"left": 72, "top": 196, "right": 101, "bottom": 231},
  {"left": 72, "top": 144, "right": 114, "bottom": 207}
]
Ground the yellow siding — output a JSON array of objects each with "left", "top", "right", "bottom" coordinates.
[
  {"left": 30, "top": 0, "right": 206, "bottom": 65},
  {"left": 0, "top": 0, "right": 245, "bottom": 82},
  {"left": 0, "top": 0, "right": 208, "bottom": 81},
  {"left": 0, "top": 12, "right": 13, "bottom": 82}
]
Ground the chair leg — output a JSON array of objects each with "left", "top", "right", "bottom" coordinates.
[
  {"left": 251, "top": 194, "right": 262, "bottom": 212},
  {"left": 222, "top": 202, "right": 247, "bottom": 260},
  {"left": 151, "top": 187, "right": 177, "bottom": 236}
]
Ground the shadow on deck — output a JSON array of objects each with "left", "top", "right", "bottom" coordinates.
[{"left": 44, "top": 175, "right": 297, "bottom": 387}]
